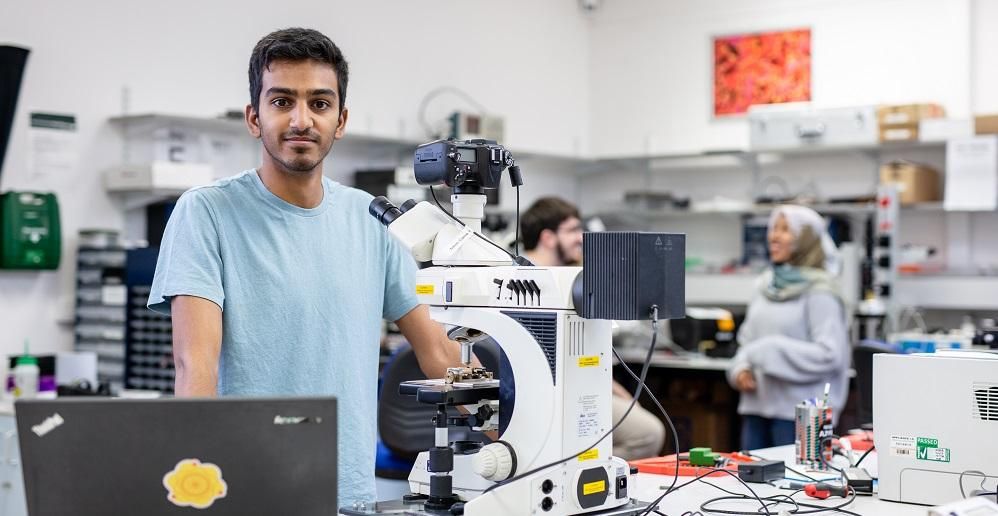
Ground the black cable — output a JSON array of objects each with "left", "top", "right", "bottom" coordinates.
[
  {"left": 853, "top": 446, "right": 875, "bottom": 467},
  {"left": 429, "top": 185, "right": 517, "bottom": 263},
  {"left": 700, "top": 478, "right": 756, "bottom": 498},
  {"left": 610, "top": 347, "right": 681, "bottom": 498},
  {"left": 514, "top": 184, "right": 520, "bottom": 257},
  {"left": 819, "top": 436, "right": 847, "bottom": 481},
  {"left": 642, "top": 467, "right": 774, "bottom": 516},
  {"left": 700, "top": 487, "right": 861, "bottom": 516},
  {"left": 416, "top": 86, "right": 489, "bottom": 139},
  {"left": 481, "top": 306, "right": 662, "bottom": 496}
]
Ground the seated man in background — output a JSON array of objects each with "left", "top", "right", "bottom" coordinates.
[{"left": 521, "top": 197, "right": 666, "bottom": 460}]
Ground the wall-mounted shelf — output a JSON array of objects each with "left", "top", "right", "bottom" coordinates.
[
  {"left": 590, "top": 201, "right": 997, "bottom": 221},
  {"left": 584, "top": 140, "right": 947, "bottom": 174},
  {"left": 108, "top": 113, "right": 587, "bottom": 164},
  {"left": 685, "top": 271, "right": 998, "bottom": 311},
  {"left": 894, "top": 274, "right": 998, "bottom": 310},
  {"left": 110, "top": 114, "right": 950, "bottom": 175},
  {"left": 686, "top": 273, "right": 758, "bottom": 305}
]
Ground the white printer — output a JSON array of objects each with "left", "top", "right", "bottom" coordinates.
[{"left": 874, "top": 350, "right": 998, "bottom": 506}]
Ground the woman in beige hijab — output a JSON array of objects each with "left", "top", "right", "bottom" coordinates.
[{"left": 727, "top": 205, "right": 850, "bottom": 450}]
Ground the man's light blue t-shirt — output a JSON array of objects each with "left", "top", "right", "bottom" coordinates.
[{"left": 147, "top": 169, "right": 418, "bottom": 505}]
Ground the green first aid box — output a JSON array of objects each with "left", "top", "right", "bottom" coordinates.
[{"left": 0, "top": 191, "right": 61, "bottom": 269}]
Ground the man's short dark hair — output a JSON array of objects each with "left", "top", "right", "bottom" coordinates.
[
  {"left": 521, "top": 197, "right": 580, "bottom": 251},
  {"left": 248, "top": 28, "right": 349, "bottom": 114}
]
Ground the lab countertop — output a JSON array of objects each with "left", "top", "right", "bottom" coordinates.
[
  {"left": 632, "top": 444, "right": 922, "bottom": 515},
  {"left": 614, "top": 348, "right": 734, "bottom": 371}
]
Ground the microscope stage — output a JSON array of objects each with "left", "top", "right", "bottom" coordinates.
[{"left": 399, "top": 379, "right": 500, "bottom": 405}]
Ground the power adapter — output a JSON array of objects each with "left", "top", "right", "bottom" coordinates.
[
  {"left": 738, "top": 460, "right": 785, "bottom": 483},
  {"left": 844, "top": 467, "right": 874, "bottom": 493}
]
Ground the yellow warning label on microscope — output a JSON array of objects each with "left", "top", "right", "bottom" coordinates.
[
  {"left": 578, "top": 356, "right": 600, "bottom": 368},
  {"left": 582, "top": 480, "right": 606, "bottom": 495},
  {"left": 578, "top": 449, "right": 599, "bottom": 462},
  {"left": 415, "top": 284, "right": 434, "bottom": 295}
]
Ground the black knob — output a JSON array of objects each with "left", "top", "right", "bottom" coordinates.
[
  {"left": 541, "top": 497, "right": 554, "bottom": 511},
  {"left": 541, "top": 479, "right": 554, "bottom": 494}
]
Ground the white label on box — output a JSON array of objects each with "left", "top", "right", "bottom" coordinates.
[
  {"left": 883, "top": 128, "right": 916, "bottom": 140},
  {"left": 884, "top": 113, "right": 911, "bottom": 125},
  {"left": 101, "top": 285, "right": 127, "bottom": 306}
]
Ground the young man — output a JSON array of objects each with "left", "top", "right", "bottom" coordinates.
[
  {"left": 521, "top": 197, "right": 666, "bottom": 460},
  {"left": 148, "top": 28, "right": 468, "bottom": 506}
]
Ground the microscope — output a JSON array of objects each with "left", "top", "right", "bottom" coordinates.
[{"left": 347, "top": 138, "right": 685, "bottom": 516}]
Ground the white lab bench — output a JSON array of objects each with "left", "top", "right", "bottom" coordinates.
[
  {"left": 0, "top": 400, "right": 941, "bottom": 515},
  {"left": 632, "top": 444, "right": 924, "bottom": 516}
]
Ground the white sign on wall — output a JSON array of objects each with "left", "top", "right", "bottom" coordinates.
[{"left": 945, "top": 136, "right": 998, "bottom": 211}]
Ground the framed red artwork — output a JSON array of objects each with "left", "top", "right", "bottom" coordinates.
[{"left": 713, "top": 28, "right": 811, "bottom": 116}]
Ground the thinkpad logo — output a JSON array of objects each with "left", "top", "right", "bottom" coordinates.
[
  {"left": 273, "top": 415, "right": 322, "bottom": 425},
  {"left": 32, "top": 413, "right": 65, "bottom": 437}
]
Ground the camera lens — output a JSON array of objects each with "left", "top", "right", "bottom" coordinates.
[{"left": 369, "top": 196, "right": 403, "bottom": 226}]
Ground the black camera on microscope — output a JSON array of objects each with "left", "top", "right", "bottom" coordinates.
[{"left": 414, "top": 138, "right": 520, "bottom": 194}]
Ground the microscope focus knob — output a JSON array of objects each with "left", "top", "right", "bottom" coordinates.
[{"left": 473, "top": 442, "right": 515, "bottom": 481}]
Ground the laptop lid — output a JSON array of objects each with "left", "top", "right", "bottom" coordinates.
[{"left": 15, "top": 397, "right": 336, "bottom": 516}]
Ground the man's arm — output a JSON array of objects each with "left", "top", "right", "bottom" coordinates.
[
  {"left": 395, "top": 305, "right": 478, "bottom": 378},
  {"left": 171, "top": 295, "right": 223, "bottom": 397}
]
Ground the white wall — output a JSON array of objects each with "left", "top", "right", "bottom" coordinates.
[
  {"left": 0, "top": 0, "right": 594, "bottom": 366},
  {"left": 973, "top": 0, "right": 998, "bottom": 113},
  {"left": 580, "top": 0, "right": 985, "bottom": 278},
  {"left": 588, "top": 0, "right": 972, "bottom": 157},
  {"left": 0, "top": 0, "right": 993, "bottom": 369}
]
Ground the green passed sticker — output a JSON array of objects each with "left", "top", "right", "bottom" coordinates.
[{"left": 916, "top": 437, "right": 951, "bottom": 462}]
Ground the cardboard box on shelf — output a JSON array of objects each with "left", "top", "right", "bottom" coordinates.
[
  {"left": 879, "top": 161, "right": 940, "bottom": 205},
  {"left": 974, "top": 114, "right": 998, "bottom": 135},
  {"left": 877, "top": 103, "right": 946, "bottom": 127},
  {"left": 879, "top": 124, "right": 919, "bottom": 142}
]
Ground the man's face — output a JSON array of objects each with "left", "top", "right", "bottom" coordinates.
[
  {"left": 247, "top": 59, "right": 348, "bottom": 174},
  {"left": 554, "top": 216, "right": 584, "bottom": 265}
]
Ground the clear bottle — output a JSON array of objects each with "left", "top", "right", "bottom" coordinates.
[
  {"left": 13, "top": 341, "right": 39, "bottom": 399},
  {"left": 961, "top": 315, "right": 976, "bottom": 338}
]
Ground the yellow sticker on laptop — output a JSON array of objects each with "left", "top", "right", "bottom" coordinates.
[{"left": 163, "top": 459, "right": 228, "bottom": 509}]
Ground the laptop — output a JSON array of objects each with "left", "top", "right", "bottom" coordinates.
[{"left": 15, "top": 397, "right": 337, "bottom": 516}]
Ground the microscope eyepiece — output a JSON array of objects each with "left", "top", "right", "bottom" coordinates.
[
  {"left": 369, "top": 196, "right": 403, "bottom": 226},
  {"left": 399, "top": 199, "right": 418, "bottom": 213}
]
